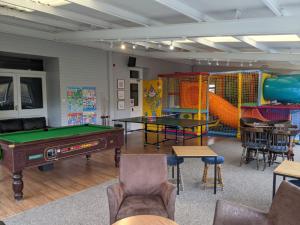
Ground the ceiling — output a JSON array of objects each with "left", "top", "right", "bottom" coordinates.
[{"left": 1, "top": 0, "right": 300, "bottom": 71}]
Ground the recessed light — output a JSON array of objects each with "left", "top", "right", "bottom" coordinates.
[
  {"left": 203, "top": 36, "right": 241, "bottom": 43},
  {"left": 247, "top": 35, "right": 300, "bottom": 42}
]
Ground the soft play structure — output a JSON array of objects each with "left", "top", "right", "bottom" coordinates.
[{"left": 143, "top": 71, "right": 300, "bottom": 137}]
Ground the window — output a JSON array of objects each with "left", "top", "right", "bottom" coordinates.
[
  {"left": 20, "top": 77, "right": 43, "bottom": 109},
  {"left": 0, "top": 76, "right": 13, "bottom": 110}
]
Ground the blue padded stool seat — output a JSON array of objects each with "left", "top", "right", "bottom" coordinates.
[
  {"left": 202, "top": 156, "right": 224, "bottom": 164},
  {"left": 289, "top": 179, "right": 300, "bottom": 187},
  {"left": 167, "top": 155, "right": 184, "bottom": 166}
]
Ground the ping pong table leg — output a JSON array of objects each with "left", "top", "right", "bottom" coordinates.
[
  {"left": 156, "top": 124, "right": 160, "bottom": 149},
  {"left": 182, "top": 128, "right": 185, "bottom": 145},
  {"left": 125, "top": 122, "right": 128, "bottom": 145},
  {"left": 144, "top": 123, "right": 148, "bottom": 147},
  {"left": 200, "top": 125, "right": 203, "bottom": 146}
]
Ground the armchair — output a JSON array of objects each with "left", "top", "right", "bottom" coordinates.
[
  {"left": 107, "top": 154, "right": 176, "bottom": 225},
  {"left": 213, "top": 181, "right": 300, "bottom": 225}
]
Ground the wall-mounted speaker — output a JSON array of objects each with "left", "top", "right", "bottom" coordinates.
[{"left": 128, "top": 56, "right": 136, "bottom": 67}]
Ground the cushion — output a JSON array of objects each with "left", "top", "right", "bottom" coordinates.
[
  {"left": 167, "top": 155, "right": 184, "bottom": 166},
  {"left": 0, "top": 119, "right": 23, "bottom": 133},
  {"left": 116, "top": 195, "right": 168, "bottom": 221},
  {"left": 22, "top": 117, "right": 46, "bottom": 130},
  {"left": 120, "top": 154, "right": 167, "bottom": 196},
  {"left": 202, "top": 156, "right": 224, "bottom": 164}
]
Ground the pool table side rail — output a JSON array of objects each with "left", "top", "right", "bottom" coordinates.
[{"left": 0, "top": 127, "right": 124, "bottom": 172}]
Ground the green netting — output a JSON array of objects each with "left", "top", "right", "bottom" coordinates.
[{"left": 0, "top": 125, "right": 112, "bottom": 143}]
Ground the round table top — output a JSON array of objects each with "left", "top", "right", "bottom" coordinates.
[{"left": 113, "top": 215, "right": 179, "bottom": 225}]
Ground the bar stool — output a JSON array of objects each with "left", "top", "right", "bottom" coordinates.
[
  {"left": 201, "top": 156, "right": 224, "bottom": 190},
  {"left": 167, "top": 155, "right": 184, "bottom": 190}
]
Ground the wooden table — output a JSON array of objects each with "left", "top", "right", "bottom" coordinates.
[
  {"left": 172, "top": 146, "right": 218, "bottom": 195},
  {"left": 273, "top": 160, "right": 300, "bottom": 197},
  {"left": 113, "top": 215, "right": 178, "bottom": 225}
]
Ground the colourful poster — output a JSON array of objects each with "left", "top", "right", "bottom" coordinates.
[
  {"left": 83, "top": 112, "right": 97, "bottom": 124},
  {"left": 67, "top": 87, "right": 83, "bottom": 112},
  {"left": 67, "top": 86, "right": 97, "bottom": 125},
  {"left": 82, "top": 87, "right": 97, "bottom": 112},
  {"left": 67, "top": 112, "right": 83, "bottom": 125}
]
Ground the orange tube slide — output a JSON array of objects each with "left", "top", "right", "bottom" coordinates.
[{"left": 208, "top": 92, "right": 239, "bottom": 128}]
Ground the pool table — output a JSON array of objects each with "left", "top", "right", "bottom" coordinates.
[{"left": 0, "top": 124, "right": 124, "bottom": 200}]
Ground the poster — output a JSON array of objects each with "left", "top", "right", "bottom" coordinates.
[{"left": 67, "top": 86, "right": 97, "bottom": 125}]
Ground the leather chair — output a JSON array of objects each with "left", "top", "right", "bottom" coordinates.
[
  {"left": 107, "top": 154, "right": 176, "bottom": 225},
  {"left": 213, "top": 181, "right": 300, "bottom": 225}
]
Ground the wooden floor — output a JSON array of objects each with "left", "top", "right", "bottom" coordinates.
[{"left": 0, "top": 132, "right": 208, "bottom": 219}]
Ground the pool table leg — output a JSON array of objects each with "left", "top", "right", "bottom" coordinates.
[
  {"left": 115, "top": 147, "right": 121, "bottom": 168},
  {"left": 86, "top": 154, "right": 91, "bottom": 160},
  {"left": 12, "top": 171, "right": 23, "bottom": 200}
]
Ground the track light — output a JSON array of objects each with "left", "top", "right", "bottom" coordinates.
[
  {"left": 249, "top": 61, "right": 253, "bottom": 67},
  {"left": 208, "top": 60, "right": 211, "bottom": 66},
  {"left": 216, "top": 60, "right": 219, "bottom": 66},
  {"left": 132, "top": 44, "right": 136, "bottom": 49},
  {"left": 226, "top": 60, "right": 230, "bottom": 66},
  {"left": 158, "top": 44, "right": 162, "bottom": 48},
  {"left": 240, "top": 62, "right": 243, "bottom": 67}
]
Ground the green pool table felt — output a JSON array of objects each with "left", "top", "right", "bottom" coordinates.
[{"left": 0, "top": 124, "right": 114, "bottom": 143}]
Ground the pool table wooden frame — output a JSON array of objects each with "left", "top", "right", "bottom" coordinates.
[{"left": 0, "top": 125, "right": 124, "bottom": 200}]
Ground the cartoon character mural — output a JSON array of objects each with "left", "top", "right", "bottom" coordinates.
[{"left": 143, "top": 80, "right": 162, "bottom": 117}]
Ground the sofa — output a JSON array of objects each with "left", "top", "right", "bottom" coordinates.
[{"left": 0, "top": 117, "right": 47, "bottom": 133}]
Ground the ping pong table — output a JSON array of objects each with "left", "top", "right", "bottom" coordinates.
[{"left": 113, "top": 116, "right": 215, "bottom": 148}]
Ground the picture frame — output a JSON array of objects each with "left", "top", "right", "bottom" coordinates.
[
  {"left": 117, "top": 90, "right": 125, "bottom": 100},
  {"left": 117, "top": 101, "right": 125, "bottom": 110},
  {"left": 117, "top": 79, "right": 125, "bottom": 89}
]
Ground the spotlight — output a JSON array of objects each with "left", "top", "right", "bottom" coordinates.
[
  {"left": 249, "top": 62, "right": 253, "bottom": 67},
  {"left": 240, "top": 62, "right": 243, "bottom": 67},
  {"left": 132, "top": 44, "right": 136, "bottom": 49},
  {"left": 120, "top": 43, "right": 126, "bottom": 50},
  {"left": 169, "top": 41, "right": 174, "bottom": 50},
  {"left": 216, "top": 61, "right": 219, "bottom": 66},
  {"left": 208, "top": 60, "right": 211, "bottom": 66}
]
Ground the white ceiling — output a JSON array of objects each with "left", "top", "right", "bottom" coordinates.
[{"left": 0, "top": 0, "right": 300, "bottom": 71}]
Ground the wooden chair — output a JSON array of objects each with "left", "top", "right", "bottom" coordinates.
[{"left": 240, "top": 127, "right": 268, "bottom": 170}]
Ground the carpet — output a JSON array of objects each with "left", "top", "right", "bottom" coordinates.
[{"left": 4, "top": 138, "right": 297, "bottom": 225}]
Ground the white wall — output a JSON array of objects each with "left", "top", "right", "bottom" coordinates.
[
  {"left": 0, "top": 33, "right": 192, "bottom": 125},
  {"left": 110, "top": 52, "right": 192, "bottom": 120},
  {"left": 0, "top": 32, "right": 108, "bottom": 126}
]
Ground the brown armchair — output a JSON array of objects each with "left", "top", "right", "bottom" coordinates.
[
  {"left": 213, "top": 181, "right": 300, "bottom": 225},
  {"left": 107, "top": 154, "right": 176, "bottom": 224}
]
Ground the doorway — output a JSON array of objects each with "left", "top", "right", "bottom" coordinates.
[
  {"left": 0, "top": 69, "right": 47, "bottom": 119},
  {"left": 129, "top": 68, "right": 143, "bottom": 130}
]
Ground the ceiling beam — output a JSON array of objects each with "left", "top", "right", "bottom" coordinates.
[
  {"left": 148, "top": 51, "right": 300, "bottom": 62},
  {"left": 154, "top": 0, "right": 275, "bottom": 53},
  {"left": 0, "top": 7, "right": 81, "bottom": 31},
  {"left": 154, "top": 0, "right": 213, "bottom": 22},
  {"left": 235, "top": 36, "right": 278, "bottom": 53},
  {"left": 0, "top": 22, "right": 54, "bottom": 40},
  {"left": 68, "top": 0, "right": 163, "bottom": 26},
  {"left": 55, "top": 16, "right": 300, "bottom": 41},
  {"left": 189, "top": 38, "right": 239, "bottom": 52},
  {"left": 0, "top": 0, "right": 120, "bottom": 28},
  {"left": 261, "top": 0, "right": 284, "bottom": 16}
]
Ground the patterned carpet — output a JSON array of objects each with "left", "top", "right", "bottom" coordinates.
[{"left": 4, "top": 138, "right": 297, "bottom": 225}]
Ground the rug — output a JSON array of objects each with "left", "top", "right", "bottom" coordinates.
[{"left": 4, "top": 138, "right": 295, "bottom": 225}]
